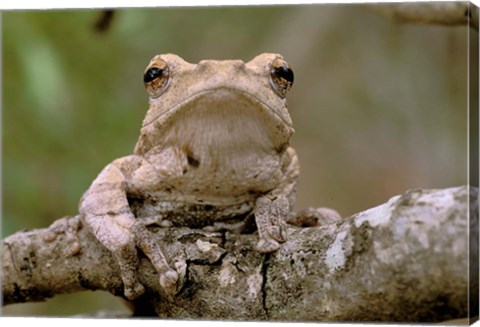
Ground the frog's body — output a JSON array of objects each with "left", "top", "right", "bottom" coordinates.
[{"left": 79, "top": 53, "right": 315, "bottom": 300}]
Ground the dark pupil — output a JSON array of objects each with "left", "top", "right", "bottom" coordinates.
[
  {"left": 144, "top": 67, "right": 163, "bottom": 83},
  {"left": 275, "top": 66, "right": 294, "bottom": 84}
]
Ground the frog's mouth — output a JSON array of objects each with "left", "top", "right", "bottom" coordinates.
[{"left": 136, "top": 88, "right": 294, "bottom": 154}]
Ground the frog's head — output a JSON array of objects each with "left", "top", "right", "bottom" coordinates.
[{"left": 134, "top": 53, "right": 295, "bottom": 156}]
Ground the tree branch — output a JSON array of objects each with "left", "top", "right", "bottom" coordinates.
[
  {"left": 368, "top": 2, "right": 478, "bottom": 30},
  {"left": 2, "top": 186, "right": 477, "bottom": 322}
]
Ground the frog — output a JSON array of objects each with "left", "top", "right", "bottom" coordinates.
[{"left": 79, "top": 53, "right": 340, "bottom": 300}]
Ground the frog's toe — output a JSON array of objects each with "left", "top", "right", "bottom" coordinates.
[
  {"left": 159, "top": 268, "right": 179, "bottom": 295},
  {"left": 266, "top": 225, "right": 286, "bottom": 242},
  {"left": 124, "top": 282, "right": 145, "bottom": 300},
  {"left": 116, "top": 253, "right": 145, "bottom": 300},
  {"left": 256, "top": 238, "right": 280, "bottom": 253}
]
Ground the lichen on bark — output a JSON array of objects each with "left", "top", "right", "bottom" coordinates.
[{"left": 2, "top": 186, "right": 477, "bottom": 322}]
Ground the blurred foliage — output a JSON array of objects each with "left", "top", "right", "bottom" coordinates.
[{"left": 1, "top": 4, "right": 470, "bottom": 316}]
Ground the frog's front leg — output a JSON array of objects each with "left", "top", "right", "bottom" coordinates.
[{"left": 79, "top": 155, "right": 178, "bottom": 300}]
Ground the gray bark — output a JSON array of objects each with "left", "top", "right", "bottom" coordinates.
[{"left": 1, "top": 186, "right": 477, "bottom": 322}]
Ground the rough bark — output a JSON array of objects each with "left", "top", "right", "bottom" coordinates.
[
  {"left": 368, "top": 2, "right": 479, "bottom": 30},
  {"left": 1, "top": 186, "right": 477, "bottom": 322}
]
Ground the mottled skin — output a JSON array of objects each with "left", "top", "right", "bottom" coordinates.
[{"left": 79, "top": 53, "right": 337, "bottom": 300}]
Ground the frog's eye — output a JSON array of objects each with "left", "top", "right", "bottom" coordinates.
[
  {"left": 144, "top": 58, "right": 170, "bottom": 97},
  {"left": 270, "top": 58, "right": 294, "bottom": 98}
]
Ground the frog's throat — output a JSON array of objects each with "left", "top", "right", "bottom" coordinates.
[{"left": 135, "top": 88, "right": 294, "bottom": 154}]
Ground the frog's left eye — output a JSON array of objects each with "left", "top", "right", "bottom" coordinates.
[
  {"left": 270, "top": 58, "right": 294, "bottom": 98},
  {"left": 144, "top": 58, "right": 170, "bottom": 97}
]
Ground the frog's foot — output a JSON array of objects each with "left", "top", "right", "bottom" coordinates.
[
  {"left": 254, "top": 195, "right": 289, "bottom": 253},
  {"left": 289, "top": 207, "right": 342, "bottom": 227},
  {"left": 43, "top": 216, "right": 82, "bottom": 256},
  {"left": 132, "top": 221, "right": 179, "bottom": 295},
  {"left": 84, "top": 216, "right": 146, "bottom": 300},
  {"left": 108, "top": 226, "right": 179, "bottom": 299},
  {"left": 83, "top": 213, "right": 178, "bottom": 299},
  {"left": 255, "top": 224, "right": 287, "bottom": 252}
]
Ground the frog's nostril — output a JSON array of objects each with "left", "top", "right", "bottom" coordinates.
[
  {"left": 228, "top": 60, "right": 247, "bottom": 72},
  {"left": 197, "top": 60, "right": 210, "bottom": 67},
  {"left": 196, "top": 60, "right": 246, "bottom": 73},
  {"left": 229, "top": 60, "right": 246, "bottom": 68}
]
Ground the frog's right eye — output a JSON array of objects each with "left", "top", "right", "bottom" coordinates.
[{"left": 144, "top": 58, "right": 170, "bottom": 97}]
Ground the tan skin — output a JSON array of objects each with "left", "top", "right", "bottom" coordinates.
[{"left": 79, "top": 53, "right": 339, "bottom": 300}]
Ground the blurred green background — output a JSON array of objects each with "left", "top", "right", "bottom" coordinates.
[{"left": 2, "top": 4, "right": 469, "bottom": 316}]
